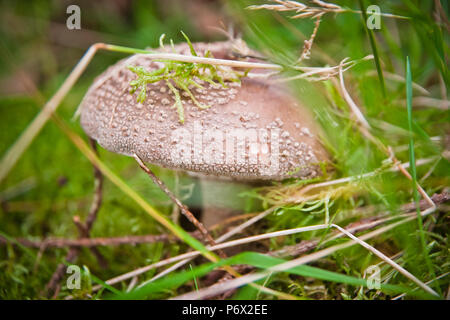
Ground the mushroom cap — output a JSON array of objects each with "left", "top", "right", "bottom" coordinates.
[{"left": 79, "top": 41, "right": 329, "bottom": 181}]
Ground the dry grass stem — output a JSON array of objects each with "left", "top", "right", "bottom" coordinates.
[
  {"left": 281, "top": 157, "right": 436, "bottom": 204},
  {"left": 248, "top": 1, "right": 408, "bottom": 19},
  {"left": 137, "top": 207, "right": 277, "bottom": 288},
  {"left": 0, "top": 43, "right": 105, "bottom": 184},
  {"left": 133, "top": 154, "right": 226, "bottom": 258},
  {"left": 173, "top": 204, "right": 439, "bottom": 300},
  {"left": 248, "top": 0, "right": 343, "bottom": 19},
  {"left": 366, "top": 70, "right": 430, "bottom": 95},
  {"left": 276, "top": 55, "right": 373, "bottom": 83},
  {"left": 86, "top": 193, "right": 448, "bottom": 295},
  {"left": 338, "top": 58, "right": 370, "bottom": 128}
]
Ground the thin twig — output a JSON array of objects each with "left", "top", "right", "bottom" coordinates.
[
  {"left": 332, "top": 223, "right": 438, "bottom": 296},
  {"left": 133, "top": 154, "right": 241, "bottom": 285},
  {"left": 284, "top": 157, "right": 436, "bottom": 202},
  {"left": 3, "top": 192, "right": 445, "bottom": 250},
  {"left": 0, "top": 233, "right": 178, "bottom": 248},
  {"left": 334, "top": 64, "right": 436, "bottom": 209},
  {"left": 275, "top": 55, "right": 373, "bottom": 83},
  {"left": 298, "top": 15, "right": 322, "bottom": 62},
  {"left": 43, "top": 138, "right": 104, "bottom": 298},
  {"left": 392, "top": 272, "right": 450, "bottom": 300},
  {"left": 366, "top": 70, "right": 430, "bottom": 96},
  {"left": 0, "top": 43, "right": 105, "bottom": 184},
  {"left": 88, "top": 193, "right": 447, "bottom": 294},
  {"left": 338, "top": 58, "right": 370, "bottom": 128},
  {"left": 133, "top": 154, "right": 224, "bottom": 257},
  {"left": 136, "top": 206, "right": 278, "bottom": 289},
  {"left": 247, "top": 0, "right": 409, "bottom": 19},
  {"left": 0, "top": 213, "right": 264, "bottom": 249},
  {"left": 172, "top": 205, "right": 439, "bottom": 300}
]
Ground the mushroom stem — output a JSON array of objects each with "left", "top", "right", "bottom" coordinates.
[
  {"left": 170, "top": 171, "right": 180, "bottom": 224},
  {"left": 198, "top": 177, "right": 254, "bottom": 229}
]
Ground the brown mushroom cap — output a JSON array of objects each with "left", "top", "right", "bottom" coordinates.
[{"left": 79, "top": 41, "right": 329, "bottom": 181}]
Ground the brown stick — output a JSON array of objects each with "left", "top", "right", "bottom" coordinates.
[
  {"left": 74, "top": 214, "right": 108, "bottom": 269},
  {"left": 0, "top": 213, "right": 259, "bottom": 249},
  {"left": 79, "top": 140, "right": 108, "bottom": 268},
  {"left": 4, "top": 192, "right": 448, "bottom": 251},
  {"left": 298, "top": 15, "right": 322, "bottom": 61},
  {"left": 1, "top": 233, "right": 194, "bottom": 248},
  {"left": 133, "top": 154, "right": 227, "bottom": 259},
  {"left": 85, "top": 139, "right": 104, "bottom": 231},
  {"left": 210, "top": 205, "right": 446, "bottom": 294},
  {"left": 44, "top": 138, "right": 104, "bottom": 298}
]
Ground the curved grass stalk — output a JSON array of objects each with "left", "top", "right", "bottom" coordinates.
[
  {"left": 172, "top": 206, "right": 439, "bottom": 300},
  {"left": 91, "top": 207, "right": 278, "bottom": 292},
  {"left": 90, "top": 205, "right": 437, "bottom": 297},
  {"left": 338, "top": 58, "right": 370, "bottom": 128}
]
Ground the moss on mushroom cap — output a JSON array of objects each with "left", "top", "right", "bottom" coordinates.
[{"left": 79, "top": 41, "right": 329, "bottom": 181}]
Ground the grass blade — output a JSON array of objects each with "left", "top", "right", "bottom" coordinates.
[
  {"left": 115, "top": 252, "right": 433, "bottom": 300},
  {"left": 405, "top": 56, "right": 440, "bottom": 295},
  {"left": 358, "top": 0, "right": 386, "bottom": 98}
]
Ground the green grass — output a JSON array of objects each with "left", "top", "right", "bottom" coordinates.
[
  {"left": 0, "top": 0, "right": 449, "bottom": 300},
  {"left": 358, "top": 0, "right": 386, "bottom": 98},
  {"left": 114, "top": 252, "right": 434, "bottom": 300},
  {"left": 405, "top": 56, "right": 440, "bottom": 294}
]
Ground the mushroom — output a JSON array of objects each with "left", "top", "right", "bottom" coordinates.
[{"left": 79, "top": 41, "right": 329, "bottom": 227}]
